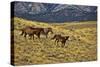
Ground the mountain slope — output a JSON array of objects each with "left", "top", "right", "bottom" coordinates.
[{"left": 12, "top": 1, "right": 97, "bottom": 22}]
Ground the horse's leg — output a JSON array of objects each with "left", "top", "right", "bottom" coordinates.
[
  {"left": 20, "top": 31, "right": 24, "bottom": 36},
  {"left": 44, "top": 31, "right": 48, "bottom": 38},
  {"left": 24, "top": 33, "right": 27, "bottom": 38},
  {"left": 32, "top": 34, "right": 34, "bottom": 40},
  {"left": 57, "top": 40, "right": 59, "bottom": 43},
  {"left": 55, "top": 39, "right": 57, "bottom": 43},
  {"left": 54, "top": 39, "right": 56, "bottom": 46},
  {"left": 37, "top": 33, "right": 40, "bottom": 39},
  {"left": 61, "top": 42, "right": 65, "bottom": 47},
  {"left": 45, "top": 32, "right": 48, "bottom": 38},
  {"left": 29, "top": 34, "right": 32, "bottom": 39},
  {"left": 56, "top": 39, "right": 59, "bottom": 47},
  {"left": 57, "top": 39, "right": 61, "bottom": 47},
  {"left": 46, "top": 34, "right": 48, "bottom": 38}
]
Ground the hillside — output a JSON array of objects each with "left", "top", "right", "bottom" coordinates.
[
  {"left": 11, "top": 17, "right": 97, "bottom": 65},
  {"left": 12, "top": 1, "right": 97, "bottom": 22}
]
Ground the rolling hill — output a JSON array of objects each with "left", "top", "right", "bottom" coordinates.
[{"left": 11, "top": 17, "right": 97, "bottom": 65}]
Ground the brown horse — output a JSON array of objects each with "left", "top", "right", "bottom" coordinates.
[
  {"left": 51, "top": 34, "right": 62, "bottom": 43},
  {"left": 20, "top": 26, "right": 32, "bottom": 37},
  {"left": 28, "top": 27, "right": 53, "bottom": 38},
  {"left": 41, "top": 27, "right": 53, "bottom": 38},
  {"left": 20, "top": 26, "right": 44, "bottom": 39},
  {"left": 21, "top": 26, "right": 53, "bottom": 38},
  {"left": 20, "top": 26, "right": 53, "bottom": 39},
  {"left": 28, "top": 29, "right": 43, "bottom": 39},
  {"left": 51, "top": 34, "right": 69, "bottom": 47}
]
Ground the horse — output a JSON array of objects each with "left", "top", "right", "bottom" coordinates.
[
  {"left": 41, "top": 27, "right": 53, "bottom": 38},
  {"left": 51, "top": 34, "right": 69, "bottom": 47},
  {"left": 20, "top": 26, "right": 53, "bottom": 39},
  {"left": 20, "top": 26, "right": 44, "bottom": 39},
  {"left": 51, "top": 34, "right": 62, "bottom": 43},
  {"left": 20, "top": 26, "right": 32, "bottom": 37},
  {"left": 27, "top": 27, "right": 53, "bottom": 38},
  {"left": 28, "top": 29, "right": 43, "bottom": 39},
  {"left": 60, "top": 36, "right": 69, "bottom": 47}
]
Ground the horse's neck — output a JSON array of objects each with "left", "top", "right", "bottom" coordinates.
[{"left": 44, "top": 29, "right": 49, "bottom": 33}]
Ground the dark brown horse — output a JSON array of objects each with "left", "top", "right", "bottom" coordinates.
[
  {"left": 51, "top": 34, "right": 69, "bottom": 47},
  {"left": 20, "top": 26, "right": 53, "bottom": 39},
  {"left": 51, "top": 34, "right": 62, "bottom": 43},
  {"left": 20, "top": 26, "right": 44, "bottom": 39},
  {"left": 28, "top": 29, "right": 43, "bottom": 39}
]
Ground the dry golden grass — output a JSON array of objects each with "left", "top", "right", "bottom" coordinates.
[{"left": 12, "top": 17, "right": 97, "bottom": 65}]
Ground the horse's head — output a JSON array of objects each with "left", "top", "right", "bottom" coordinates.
[
  {"left": 48, "top": 28, "right": 53, "bottom": 34},
  {"left": 65, "top": 36, "right": 69, "bottom": 40}
]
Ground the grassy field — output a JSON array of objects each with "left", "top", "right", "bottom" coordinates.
[{"left": 11, "top": 17, "right": 97, "bottom": 65}]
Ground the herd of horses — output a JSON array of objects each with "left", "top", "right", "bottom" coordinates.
[{"left": 20, "top": 26, "right": 69, "bottom": 47}]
